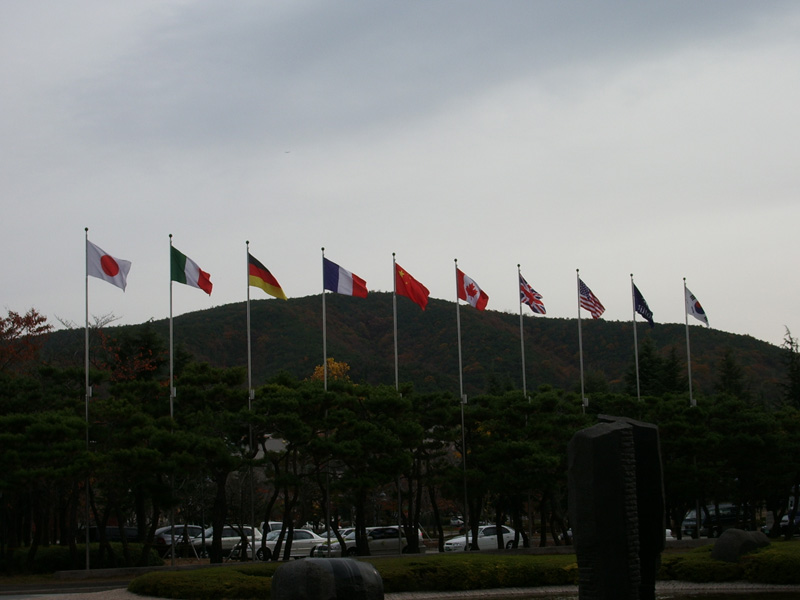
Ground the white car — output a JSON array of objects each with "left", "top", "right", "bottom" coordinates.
[
  {"left": 314, "top": 526, "right": 422, "bottom": 557},
  {"left": 235, "top": 528, "right": 327, "bottom": 560},
  {"left": 444, "top": 525, "right": 518, "bottom": 551},
  {"left": 192, "top": 525, "right": 262, "bottom": 557}
]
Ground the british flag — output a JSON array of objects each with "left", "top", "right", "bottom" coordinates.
[{"left": 519, "top": 274, "right": 546, "bottom": 315}]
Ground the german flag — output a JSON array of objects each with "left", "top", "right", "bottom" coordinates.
[{"left": 248, "top": 252, "right": 287, "bottom": 300}]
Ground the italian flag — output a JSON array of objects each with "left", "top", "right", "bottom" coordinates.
[{"left": 171, "top": 246, "right": 213, "bottom": 295}]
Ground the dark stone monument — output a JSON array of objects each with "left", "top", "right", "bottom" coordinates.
[
  {"left": 711, "top": 528, "right": 769, "bottom": 563},
  {"left": 271, "top": 558, "right": 384, "bottom": 600},
  {"left": 568, "top": 416, "right": 665, "bottom": 600}
]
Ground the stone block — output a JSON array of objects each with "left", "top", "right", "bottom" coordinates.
[
  {"left": 711, "top": 528, "right": 770, "bottom": 563},
  {"left": 271, "top": 558, "right": 384, "bottom": 600}
]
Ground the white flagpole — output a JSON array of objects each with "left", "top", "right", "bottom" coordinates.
[
  {"left": 631, "top": 274, "right": 641, "bottom": 402},
  {"left": 169, "top": 234, "right": 175, "bottom": 420},
  {"left": 455, "top": 259, "right": 465, "bottom": 402},
  {"left": 684, "top": 277, "right": 695, "bottom": 407},
  {"left": 246, "top": 241, "right": 253, "bottom": 405},
  {"left": 168, "top": 234, "right": 176, "bottom": 566},
  {"left": 576, "top": 269, "right": 586, "bottom": 413},
  {"left": 83, "top": 228, "right": 91, "bottom": 570},
  {"left": 517, "top": 265, "right": 527, "bottom": 399},
  {"left": 322, "top": 247, "right": 328, "bottom": 391},
  {"left": 392, "top": 253, "right": 399, "bottom": 391},
  {"left": 321, "top": 247, "right": 331, "bottom": 553},
  {"left": 245, "top": 241, "right": 255, "bottom": 560},
  {"left": 455, "top": 258, "right": 469, "bottom": 548}
]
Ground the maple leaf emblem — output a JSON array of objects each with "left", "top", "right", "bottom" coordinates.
[{"left": 465, "top": 282, "right": 478, "bottom": 298}]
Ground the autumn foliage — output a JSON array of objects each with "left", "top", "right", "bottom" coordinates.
[
  {"left": 309, "top": 357, "right": 351, "bottom": 382},
  {"left": 0, "top": 308, "right": 52, "bottom": 374}
]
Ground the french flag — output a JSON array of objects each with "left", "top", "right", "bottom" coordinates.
[{"left": 323, "top": 257, "right": 368, "bottom": 298}]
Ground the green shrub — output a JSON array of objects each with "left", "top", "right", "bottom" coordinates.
[
  {"left": 365, "top": 554, "right": 578, "bottom": 592},
  {"left": 742, "top": 540, "right": 800, "bottom": 584},
  {"left": 126, "top": 542, "right": 800, "bottom": 598},
  {"left": 129, "top": 564, "right": 278, "bottom": 599},
  {"left": 0, "top": 544, "right": 163, "bottom": 574},
  {"left": 659, "top": 545, "right": 743, "bottom": 582}
]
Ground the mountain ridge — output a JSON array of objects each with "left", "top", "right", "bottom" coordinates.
[{"left": 44, "top": 291, "right": 787, "bottom": 401}]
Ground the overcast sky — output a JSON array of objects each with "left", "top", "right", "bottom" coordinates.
[{"left": 2, "top": 1, "right": 799, "bottom": 348}]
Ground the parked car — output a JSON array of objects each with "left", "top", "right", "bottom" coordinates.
[
  {"left": 681, "top": 503, "right": 739, "bottom": 538},
  {"left": 779, "top": 513, "right": 800, "bottom": 536},
  {"left": 191, "top": 525, "right": 262, "bottom": 557},
  {"left": 313, "top": 526, "right": 422, "bottom": 557},
  {"left": 79, "top": 526, "right": 142, "bottom": 543},
  {"left": 444, "top": 525, "right": 518, "bottom": 551},
  {"left": 233, "top": 528, "right": 327, "bottom": 560},
  {"left": 260, "top": 521, "right": 284, "bottom": 534},
  {"left": 154, "top": 524, "right": 204, "bottom": 556}
]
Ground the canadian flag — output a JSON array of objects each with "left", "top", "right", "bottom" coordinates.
[{"left": 456, "top": 268, "right": 488, "bottom": 311}]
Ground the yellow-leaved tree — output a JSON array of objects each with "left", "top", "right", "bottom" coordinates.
[{"left": 309, "top": 357, "right": 351, "bottom": 382}]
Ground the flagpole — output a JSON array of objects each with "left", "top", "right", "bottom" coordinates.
[
  {"left": 684, "top": 277, "right": 695, "bottom": 407},
  {"left": 576, "top": 269, "right": 586, "bottom": 413},
  {"left": 518, "top": 264, "right": 527, "bottom": 398},
  {"left": 165, "top": 241, "right": 176, "bottom": 564},
  {"left": 246, "top": 241, "right": 253, "bottom": 405},
  {"left": 245, "top": 241, "right": 255, "bottom": 560},
  {"left": 322, "top": 248, "right": 328, "bottom": 391},
  {"left": 169, "top": 234, "right": 175, "bottom": 419},
  {"left": 83, "top": 228, "right": 91, "bottom": 570},
  {"left": 455, "top": 259, "right": 465, "bottom": 402},
  {"left": 321, "top": 247, "right": 331, "bottom": 553},
  {"left": 392, "top": 253, "right": 399, "bottom": 391},
  {"left": 455, "top": 259, "right": 470, "bottom": 548},
  {"left": 631, "top": 274, "right": 641, "bottom": 402}
]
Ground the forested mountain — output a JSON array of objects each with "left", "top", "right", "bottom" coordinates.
[{"left": 44, "top": 292, "right": 787, "bottom": 402}]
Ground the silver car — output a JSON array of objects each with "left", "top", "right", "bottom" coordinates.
[
  {"left": 444, "top": 525, "right": 518, "bottom": 551},
  {"left": 192, "top": 525, "right": 262, "bottom": 557},
  {"left": 316, "top": 526, "right": 422, "bottom": 557}
]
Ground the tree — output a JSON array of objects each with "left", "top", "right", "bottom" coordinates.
[
  {"left": 310, "top": 358, "right": 351, "bottom": 383},
  {"left": 0, "top": 309, "right": 52, "bottom": 374},
  {"left": 714, "top": 348, "right": 747, "bottom": 400},
  {"left": 782, "top": 328, "right": 800, "bottom": 409}
]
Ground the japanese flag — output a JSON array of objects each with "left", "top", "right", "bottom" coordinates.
[{"left": 87, "top": 239, "right": 131, "bottom": 291}]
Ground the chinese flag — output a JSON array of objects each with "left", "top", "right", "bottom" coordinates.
[{"left": 395, "top": 263, "right": 430, "bottom": 310}]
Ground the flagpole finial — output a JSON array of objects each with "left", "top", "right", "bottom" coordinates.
[
  {"left": 392, "top": 252, "right": 396, "bottom": 258},
  {"left": 517, "top": 263, "right": 520, "bottom": 269},
  {"left": 85, "top": 227, "right": 88, "bottom": 233},
  {"left": 169, "top": 233, "right": 173, "bottom": 240},
  {"left": 246, "top": 240, "right": 249, "bottom": 246}
]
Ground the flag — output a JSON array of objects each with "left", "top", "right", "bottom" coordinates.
[
  {"left": 685, "top": 286, "right": 709, "bottom": 327},
  {"left": 578, "top": 278, "right": 605, "bottom": 319},
  {"left": 395, "top": 263, "right": 429, "bottom": 310},
  {"left": 519, "top": 274, "right": 545, "bottom": 315},
  {"left": 456, "top": 268, "right": 489, "bottom": 310},
  {"left": 87, "top": 239, "right": 131, "bottom": 291},
  {"left": 248, "top": 253, "right": 287, "bottom": 300},
  {"left": 633, "top": 283, "right": 654, "bottom": 328},
  {"left": 171, "top": 246, "right": 213, "bottom": 295},
  {"left": 323, "top": 257, "right": 368, "bottom": 297}
]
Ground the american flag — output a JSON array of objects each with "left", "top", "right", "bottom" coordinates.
[
  {"left": 578, "top": 278, "right": 605, "bottom": 319},
  {"left": 519, "top": 274, "right": 546, "bottom": 314}
]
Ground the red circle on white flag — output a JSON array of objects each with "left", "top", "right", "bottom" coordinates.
[{"left": 100, "top": 255, "right": 120, "bottom": 277}]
